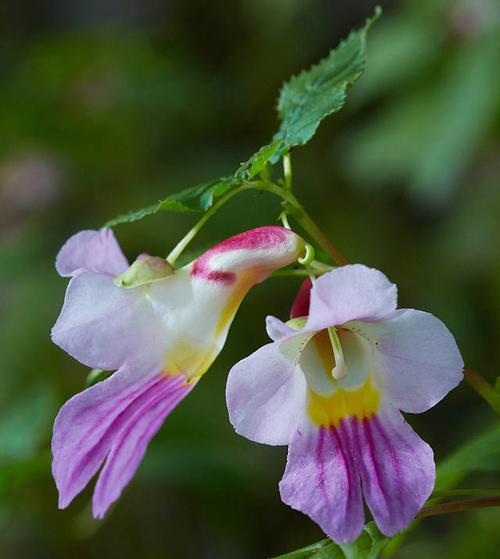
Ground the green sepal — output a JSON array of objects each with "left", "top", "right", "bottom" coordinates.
[
  {"left": 286, "top": 317, "right": 307, "bottom": 330},
  {"left": 114, "top": 255, "right": 174, "bottom": 288}
]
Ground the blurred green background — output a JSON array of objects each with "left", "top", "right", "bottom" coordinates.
[{"left": 1, "top": 0, "right": 499, "bottom": 557}]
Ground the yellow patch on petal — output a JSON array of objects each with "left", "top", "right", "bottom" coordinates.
[
  {"left": 214, "top": 270, "right": 261, "bottom": 337},
  {"left": 163, "top": 339, "right": 217, "bottom": 383},
  {"left": 308, "top": 377, "right": 380, "bottom": 427}
]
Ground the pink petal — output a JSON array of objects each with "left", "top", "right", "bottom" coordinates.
[
  {"left": 354, "top": 406, "right": 435, "bottom": 536},
  {"left": 51, "top": 272, "right": 165, "bottom": 371},
  {"left": 56, "top": 229, "right": 128, "bottom": 277},
  {"left": 52, "top": 367, "right": 195, "bottom": 516},
  {"left": 191, "top": 226, "right": 304, "bottom": 285},
  {"left": 355, "top": 309, "right": 464, "bottom": 413},
  {"left": 290, "top": 279, "right": 312, "bottom": 318},
  {"left": 226, "top": 340, "right": 308, "bottom": 445},
  {"left": 279, "top": 422, "right": 364, "bottom": 544},
  {"left": 306, "top": 265, "right": 397, "bottom": 331}
]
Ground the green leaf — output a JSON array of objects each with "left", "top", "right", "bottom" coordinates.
[
  {"left": 105, "top": 176, "right": 240, "bottom": 226},
  {"left": 276, "top": 7, "right": 381, "bottom": 147},
  {"left": 435, "top": 421, "right": 500, "bottom": 491},
  {"left": 235, "top": 139, "right": 287, "bottom": 179},
  {"left": 269, "top": 522, "right": 388, "bottom": 559},
  {"left": 269, "top": 539, "right": 331, "bottom": 559},
  {"left": 105, "top": 11, "right": 380, "bottom": 227}
]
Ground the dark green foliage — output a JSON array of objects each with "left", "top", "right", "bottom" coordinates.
[
  {"left": 276, "top": 8, "right": 380, "bottom": 147},
  {"left": 270, "top": 522, "right": 387, "bottom": 559}
]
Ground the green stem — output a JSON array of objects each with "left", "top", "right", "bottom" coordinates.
[
  {"left": 166, "top": 184, "right": 250, "bottom": 265},
  {"left": 383, "top": 493, "right": 500, "bottom": 558},
  {"left": 283, "top": 152, "right": 293, "bottom": 191},
  {"left": 294, "top": 207, "right": 349, "bottom": 265},
  {"left": 165, "top": 178, "right": 348, "bottom": 268},
  {"left": 271, "top": 260, "right": 335, "bottom": 279},
  {"left": 464, "top": 366, "right": 500, "bottom": 416},
  {"left": 279, "top": 211, "right": 292, "bottom": 229},
  {"left": 271, "top": 269, "right": 310, "bottom": 278},
  {"left": 431, "top": 488, "right": 500, "bottom": 498},
  {"left": 418, "top": 496, "right": 500, "bottom": 518},
  {"left": 254, "top": 181, "right": 349, "bottom": 266}
]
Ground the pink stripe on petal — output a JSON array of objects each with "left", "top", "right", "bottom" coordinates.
[
  {"left": 52, "top": 369, "right": 194, "bottom": 514},
  {"left": 354, "top": 408, "right": 435, "bottom": 536},
  {"left": 279, "top": 422, "right": 364, "bottom": 544},
  {"left": 92, "top": 377, "right": 194, "bottom": 518},
  {"left": 53, "top": 373, "right": 160, "bottom": 508}
]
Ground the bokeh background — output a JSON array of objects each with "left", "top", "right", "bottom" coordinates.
[{"left": 1, "top": 0, "right": 499, "bottom": 557}]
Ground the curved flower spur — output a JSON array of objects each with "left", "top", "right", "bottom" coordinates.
[
  {"left": 51, "top": 226, "right": 304, "bottom": 518},
  {"left": 226, "top": 264, "right": 464, "bottom": 543}
]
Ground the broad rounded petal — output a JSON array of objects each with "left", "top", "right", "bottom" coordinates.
[
  {"left": 226, "top": 340, "right": 308, "bottom": 445},
  {"left": 355, "top": 309, "right": 464, "bottom": 413},
  {"left": 354, "top": 406, "right": 435, "bottom": 536},
  {"left": 265, "top": 315, "right": 295, "bottom": 341},
  {"left": 306, "top": 265, "right": 397, "bottom": 331},
  {"left": 279, "top": 422, "right": 364, "bottom": 544},
  {"left": 51, "top": 272, "right": 165, "bottom": 371},
  {"left": 56, "top": 229, "right": 128, "bottom": 277},
  {"left": 52, "top": 366, "right": 194, "bottom": 516}
]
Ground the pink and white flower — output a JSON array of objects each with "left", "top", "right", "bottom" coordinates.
[
  {"left": 51, "top": 226, "right": 304, "bottom": 518},
  {"left": 226, "top": 265, "right": 463, "bottom": 543}
]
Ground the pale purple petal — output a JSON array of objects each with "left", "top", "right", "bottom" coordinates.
[
  {"left": 52, "top": 367, "right": 194, "bottom": 515},
  {"left": 265, "top": 315, "right": 295, "bottom": 341},
  {"left": 51, "top": 272, "right": 165, "bottom": 371},
  {"left": 306, "top": 265, "right": 397, "bottom": 331},
  {"left": 354, "top": 407, "right": 435, "bottom": 536},
  {"left": 279, "top": 422, "right": 364, "bottom": 544},
  {"left": 226, "top": 340, "right": 308, "bottom": 445},
  {"left": 355, "top": 309, "right": 464, "bottom": 413},
  {"left": 53, "top": 366, "right": 154, "bottom": 509},
  {"left": 56, "top": 229, "right": 128, "bottom": 277},
  {"left": 92, "top": 375, "right": 195, "bottom": 518}
]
